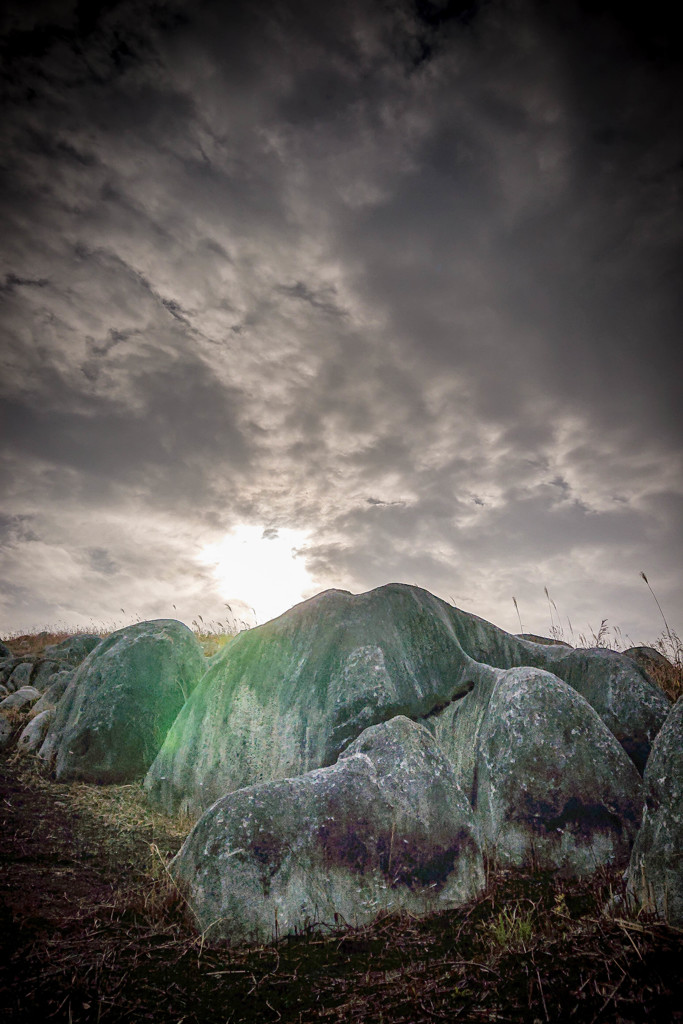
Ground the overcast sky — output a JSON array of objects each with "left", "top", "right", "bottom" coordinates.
[{"left": 1, "top": 0, "right": 681, "bottom": 645}]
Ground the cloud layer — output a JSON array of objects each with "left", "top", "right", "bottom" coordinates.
[{"left": 1, "top": 0, "right": 681, "bottom": 643}]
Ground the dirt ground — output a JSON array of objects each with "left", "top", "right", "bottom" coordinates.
[{"left": 0, "top": 748, "right": 681, "bottom": 1024}]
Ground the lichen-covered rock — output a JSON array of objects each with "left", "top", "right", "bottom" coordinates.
[
  {"left": 43, "top": 634, "right": 101, "bottom": 666},
  {"left": 6, "top": 662, "right": 32, "bottom": 693},
  {"left": 0, "top": 686, "right": 41, "bottom": 710},
  {"left": 170, "top": 717, "right": 485, "bottom": 945},
  {"left": 626, "top": 698, "right": 683, "bottom": 925},
  {"left": 17, "top": 709, "right": 54, "bottom": 754},
  {"left": 30, "top": 658, "right": 74, "bottom": 692},
  {"left": 550, "top": 649, "right": 670, "bottom": 772},
  {"left": 32, "top": 670, "right": 73, "bottom": 716},
  {"left": 146, "top": 584, "right": 668, "bottom": 818},
  {"left": 623, "top": 646, "right": 672, "bottom": 674},
  {"left": 470, "top": 668, "right": 643, "bottom": 873},
  {"left": 39, "top": 619, "right": 205, "bottom": 783},
  {"left": 146, "top": 586, "right": 482, "bottom": 816}
]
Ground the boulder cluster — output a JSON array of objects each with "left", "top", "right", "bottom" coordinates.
[{"left": 1, "top": 584, "right": 680, "bottom": 942}]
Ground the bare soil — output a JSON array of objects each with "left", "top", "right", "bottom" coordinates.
[{"left": 0, "top": 747, "right": 681, "bottom": 1024}]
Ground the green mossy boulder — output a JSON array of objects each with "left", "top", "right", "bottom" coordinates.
[
  {"left": 39, "top": 619, "right": 205, "bottom": 783},
  {"left": 145, "top": 584, "right": 668, "bottom": 818}
]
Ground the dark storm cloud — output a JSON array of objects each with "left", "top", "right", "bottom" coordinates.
[{"left": 0, "top": 0, "right": 681, "bottom": 638}]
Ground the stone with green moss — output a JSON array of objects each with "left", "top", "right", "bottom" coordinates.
[
  {"left": 145, "top": 584, "right": 668, "bottom": 818},
  {"left": 39, "top": 619, "right": 205, "bottom": 783}
]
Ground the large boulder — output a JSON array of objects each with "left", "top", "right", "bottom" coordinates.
[
  {"left": 145, "top": 584, "right": 669, "bottom": 818},
  {"left": 626, "top": 698, "right": 683, "bottom": 925},
  {"left": 170, "top": 717, "right": 485, "bottom": 945},
  {"left": 469, "top": 668, "right": 643, "bottom": 873},
  {"left": 39, "top": 619, "right": 205, "bottom": 783},
  {"left": 145, "top": 586, "right": 484, "bottom": 817}
]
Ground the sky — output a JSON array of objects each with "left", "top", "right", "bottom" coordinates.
[{"left": 1, "top": 0, "right": 681, "bottom": 645}]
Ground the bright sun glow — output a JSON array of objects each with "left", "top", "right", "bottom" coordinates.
[{"left": 200, "top": 525, "right": 315, "bottom": 625}]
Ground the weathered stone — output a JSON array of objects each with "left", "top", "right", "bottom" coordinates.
[
  {"left": 30, "top": 658, "right": 74, "bottom": 692},
  {"left": 170, "top": 717, "right": 485, "bottom": 945},
  {"left": 0, "top": 715, "right": 12, "bottom": 750},
  {"left": 550, "top": 649, "right": 670, "bottom": 772},
  {"left": 32, "top": 670, "right": 73, "bottom": 716},
  {"left": 7, "top": 662, "right": 32, "bottom": 693},
  {"left": 0, "top": 685, "right": 8, "bottom": 698},
  {"left": 145, "top": 586, "right": 483, "bottom": 817},
  {"left": 39, "top": 619, "right": 205, "bottom": 784},
  {"left": 469, "top": 668, "right": 643, "bottom": 873},
  {"left": 17, "top": 709, "right": 54, "bottom": 754},
  {"left": 0, "top": 641, "right": 11, "bottom": 659},
  {"left": 623, "top": 646, "right": 672, "bottom": 673},
  {"left": 516, "top": 633, "right": 572, "bottom": 647},
  {"left": 146, "top": 584, "right": 668, "bottom": 818},
  {"left": 0, "top": 686, "right": 41, "bottom": 710},
  {"left": 43, "top": 634, "right": 101, "bottom": 666},
  {"left": 626, "top": 697, "right": 683, "bottom": 926}
]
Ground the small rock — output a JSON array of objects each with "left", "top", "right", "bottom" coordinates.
[
  {"left": 0, "top": 686, "right": 41, "bottom": 710},
  {"left": 17, "top": 709, "right": 55, "bottom": 754},
  {"left": 31, "top": 659, "right": 73, "bottom": 692},
  {"left": 33, "top": 671, "right": 73, "bottom": 715},
  {"left": 7, "top": 662, "right": 32, "bottom": 693}
]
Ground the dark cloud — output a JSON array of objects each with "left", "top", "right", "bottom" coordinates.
[{"left": 0, "top": 0, "right": 680, "bottom": 640}]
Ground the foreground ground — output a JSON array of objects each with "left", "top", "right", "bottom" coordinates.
[{"left": 0, "top": 749, "right": 681, "bottom": 1024}]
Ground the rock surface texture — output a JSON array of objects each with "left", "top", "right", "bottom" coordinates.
[
  {"left": 43, "top": 634, "right": 102, "bottom": 666},
  {"left": 39, "top": 619, "right": 206, "bottom": 783},
  {"left": 470, "top": 668, "right": 643, "bottom": 872},
  {"left": 626, "top": 697, "right": 683, "bottom": 926},
  {"left": 17, "top": 709, "right": 55, "bottom": 754},
  {"left": 170, "top": 717, "right": 485, "bottom": 945},
  {"left": 145, "top": 584, "right": 668, "bottom": 818}
]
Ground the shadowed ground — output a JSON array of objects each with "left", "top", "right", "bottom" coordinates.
[{"left": 1, "top": 753, "right": 680, "bottom": 1024}]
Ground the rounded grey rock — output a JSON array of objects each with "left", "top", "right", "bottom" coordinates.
[
  {"left": 0, "top": 686, "right": 41, "bottom": 710},
  {"left": 17, "top": 709, "right": 55, "bottom": 754}
]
